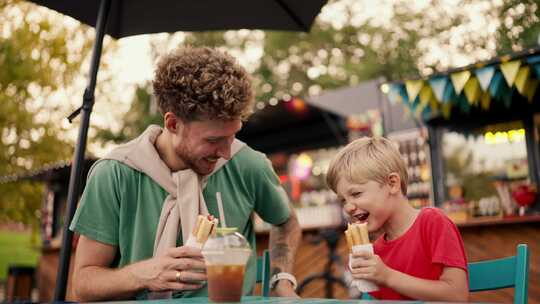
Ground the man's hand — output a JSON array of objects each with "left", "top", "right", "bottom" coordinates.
[
  {"left": 128, "top": 246, "right": 207, "bottom": 292},
  {"left": 73, "top": 236, "right": 207, "bottom": 301},
  {"left": 270, "top": 280, "right": 299, "bottom": 298},
  {"left": 349, "top": 251, "right": 393, "bottom": 286}
]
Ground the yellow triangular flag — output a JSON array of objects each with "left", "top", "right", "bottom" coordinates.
[
  {"left": 500, "top": 60, "right": 521, "bottom": 87},
  {"left": 430, "top": 97, "right": 440, "bottom": 112},
  {"left": 463, "top": 77, "right": 481, "bottom": 105},
  {"left": 526, "top": 79, "right": 539, "bottom": 103},
  {"left": 419, "top": 85, "right": 433, "bottom": 107},
  {"left": 442, "top": 102, "right": 452, "bottom": 119},
  {"left": 480, "top": 91, "right": 491, "bottom": 110},
  {"left": 405, "top": 80, "right": 424, "bottom": 102},
  {"left": 450, "top": 70, "right": 471, "bottom": 95},
  {"left": 514, "top": 66, "right": 530, "bottom": 95}
]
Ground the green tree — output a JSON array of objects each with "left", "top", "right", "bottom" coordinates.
[
  {"left": 496, "top": 0, "right": 540, "bottom": 54},
  {"left": 0, "top": 0, "right": 94, "bottom": 227},
  {"left": 95, "top": 83, "right": 163, "bottom": 143}
]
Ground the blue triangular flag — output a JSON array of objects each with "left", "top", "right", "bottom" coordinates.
[
  {"left": 421, "top": 105, "right": 433, "bottom": 121},
  {"left": 428, "top": 76, "right": 448, "bottom": 102},
  {"left": 387, "top": 84, "right": 403, "bottom": 104},
  {"left": 475, "top": 66, "right": 495, "bottom": 91},
  {"left": 502, "top": 87, "right": 513, "bottom": 108},
  {"left": 489, "top": 71, "right": 504, "bottom": 97},
  {"left": 458, "top": 94, "right": 470, "bottom": 114},
  {"left": 443, "top": 81, "right": 457, "bottom": 104},
  {"left": 530, "top": 63, "right": 540, "bottom": 79},
  {"left": 398, "top": 84, "right": 409, "bottom": 105}
]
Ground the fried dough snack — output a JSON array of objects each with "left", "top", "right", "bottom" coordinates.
[{"left": 344, "top": 222, "right": 369, "bottom": 251}]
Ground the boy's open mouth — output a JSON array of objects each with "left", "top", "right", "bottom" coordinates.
[{"left": 352, "top": 212, "right": 370, "bottom": 223}]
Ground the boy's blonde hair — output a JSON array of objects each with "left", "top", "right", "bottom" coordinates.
[{"left": 326, "top": 137, "right": 408, "bottom": 195}]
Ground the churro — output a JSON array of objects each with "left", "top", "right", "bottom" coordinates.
[{"left": 344, "top": 222, "right": 369, "bottom": 251}]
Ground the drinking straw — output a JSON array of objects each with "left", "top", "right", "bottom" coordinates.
[{"left": 216, "top": 192, "right": 227, "bottom": 228}]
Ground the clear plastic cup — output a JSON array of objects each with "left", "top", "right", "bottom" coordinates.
[{"left": 202, "top": 228, "right": 251, "bottom": 302}]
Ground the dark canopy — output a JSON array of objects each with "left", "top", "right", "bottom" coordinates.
[
  {"left": 29, "top": 0, "right": 327, "bottom": 38},
  {"left": 237, "top": 99, "right": 348, "bottom": 154}
]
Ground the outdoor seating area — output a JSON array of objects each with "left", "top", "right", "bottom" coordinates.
[{"left": 1, "top": 0, "right": 538, "bottom": 303}]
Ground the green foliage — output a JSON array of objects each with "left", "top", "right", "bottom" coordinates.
[
  {"left": 95, "top": 84, "right": 163, "bottom": 143},
  {"left": 496, "top": 0, "right": 540, "bottom": 54},
  {"left": 0, "top": 0, "right": 93, "bottom": 226},
  {"left": 0, "top": 230, "right": 40, "bottom": 281}
]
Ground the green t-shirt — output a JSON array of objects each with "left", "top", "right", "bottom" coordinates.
[{"left": 70, "top": 146, "right": 290, "bottom": 299}]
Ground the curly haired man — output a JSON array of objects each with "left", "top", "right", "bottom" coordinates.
[{"left": 69, "top": 47, "right": 301, "bottom": 301}]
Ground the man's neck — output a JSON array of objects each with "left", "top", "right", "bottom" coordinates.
[{"left": 155, "top": 130, "right": 187, "bottom": 172}]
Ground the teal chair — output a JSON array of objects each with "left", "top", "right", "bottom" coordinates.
[
  {"left": 360, "top": 244, "right": 530, "bottom": 303},
  {"left": 469, "top": 243, "right": 529, "bottom": 304},
  {"left": 256, "top": 249, "right": 271, "bottom": 297}
]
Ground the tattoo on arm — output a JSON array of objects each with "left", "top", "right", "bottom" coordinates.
[{"left": 269, "top": 208, "right": 301, "bottom": 275}]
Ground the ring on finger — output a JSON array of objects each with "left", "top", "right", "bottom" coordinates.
[{"left": 175, "top": 270, "right": 181, "bottom": 283}]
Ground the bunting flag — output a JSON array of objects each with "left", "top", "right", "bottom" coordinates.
[
  {"left": 458, "top": 94, "right": 470, "bottom": 114},
  {"left": 405, "top": 80, "right": 424, "bottom": 102},
  {"left": 463, "top": 77, "right": 481, "bottom": 105},
  {"left": 398, "top": 84, "right": 410, "bottom": 105},
  {"left": 475, "top": 66, "right": 495, "bottom": 91},
  {"left": 419, "top": 85, "right": 433, "bottom": 107},
  {"left": 500, "top": 60, "right": 521, "bottom": 87},
  {"left": 527, "top": 55, "right": 540, "bottom": 78},
  {"left": 428, "top": 76, "right": 448, "bottom": 101},
  {"left": 386, "top": 50, "right": 540, "bottom": 122},
  {"left": 442, "top": 102, "right": 452, "bottom": 119},
  {"left": 443, "top": 81, "right": 457, "bottom": 104},
  {"left": 514, "top": 66, "right": 530, "bottom": 96},
  {"left": 450, "top": 70, "right": 471, "bottom": 95},
  {"left": 525, "top": 79, "right": 539, "bottom": 102},
  {"left": 489, "top": 71, "right": 504, "bottom": 98},
  {"left": 501, "top": 85, "right": 513, "bottom": 108},
  {"left": 422, "top": 105, "right": 434, "bottom": 121},
  {"left": 387, "top": 84, "right": 404, "bottom": 104},
  {"left": 480, "top": 91, "right": 491, "bottom": 110},
  {"left": 430, "top": 97, "right": 440, "bottom": 112}
]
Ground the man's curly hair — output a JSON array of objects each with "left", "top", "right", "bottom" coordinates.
[{"left": 153, "top": 46, "right": 254, "bottom": 121}]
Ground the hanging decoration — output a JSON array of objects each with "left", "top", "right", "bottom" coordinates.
[
  {"left": 463, "top": 77, "right": 481, "bottom": 105},
  {"left": 480, "top": 91, "right": 491, "bottom": 110},
  {"left": 381, "top": 48, "right": 540, "bottom": 121},
  {"left": 429, "top": 76, "right": 449, "bottom": 102},
  {"left": 475, "top": 66, "right": 495, "bottom": 91},
  {"left": 387, "top": 84, "right": 404, "bottom": 104},
  {"left": 405, "top": 80, "right": 424, "bottom": 102},
  {"left": 500, "top": 60, "right": 521, "bottom": 87},
  {"left": 526, "top": 79, "right": 539, "bottom": 103},
  {"left": 450, "top": 70, "right": 471, "bottom": 95}
]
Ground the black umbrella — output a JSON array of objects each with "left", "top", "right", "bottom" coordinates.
[{"left": 26, "top": 0, "right": 327, "bottom": 300}]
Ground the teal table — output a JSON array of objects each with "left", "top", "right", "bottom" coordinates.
[{"left": 104, "top": 296, "right": 466, "bottom": 303}]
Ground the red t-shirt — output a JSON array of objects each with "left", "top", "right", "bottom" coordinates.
[{"left": 369, "top": 207, "right": 468, "bottom": 300}]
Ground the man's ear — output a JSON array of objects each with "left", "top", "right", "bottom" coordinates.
[
  {"left": 387, "top": 173, "right": 402, "bottom": 195},
  {"left": 164, "top": 112, "right": 182, "bottom": 133}
]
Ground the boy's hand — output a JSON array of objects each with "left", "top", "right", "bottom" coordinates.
[{"left": 350, "top": 251, "right": 393, "bottom": 286}]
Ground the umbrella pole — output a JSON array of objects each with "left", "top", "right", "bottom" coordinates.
[{"left": 53, "top": 0, "right": 111, "bottom": 300}]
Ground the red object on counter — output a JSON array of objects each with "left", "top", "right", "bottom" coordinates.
[{"left": 511, "top": 184, "right": 537, "bottom": 207}]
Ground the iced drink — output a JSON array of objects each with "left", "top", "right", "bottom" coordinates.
[
  {"left": 207, "top": 264, "right": 246, "bottom": 302},
  {"left": 202, "top": 228, "right": 251, "bottom": 303}
]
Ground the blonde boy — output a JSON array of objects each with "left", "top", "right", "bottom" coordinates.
[{"left": 327, "top": 137, "right": 468, "bottom": 301}]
